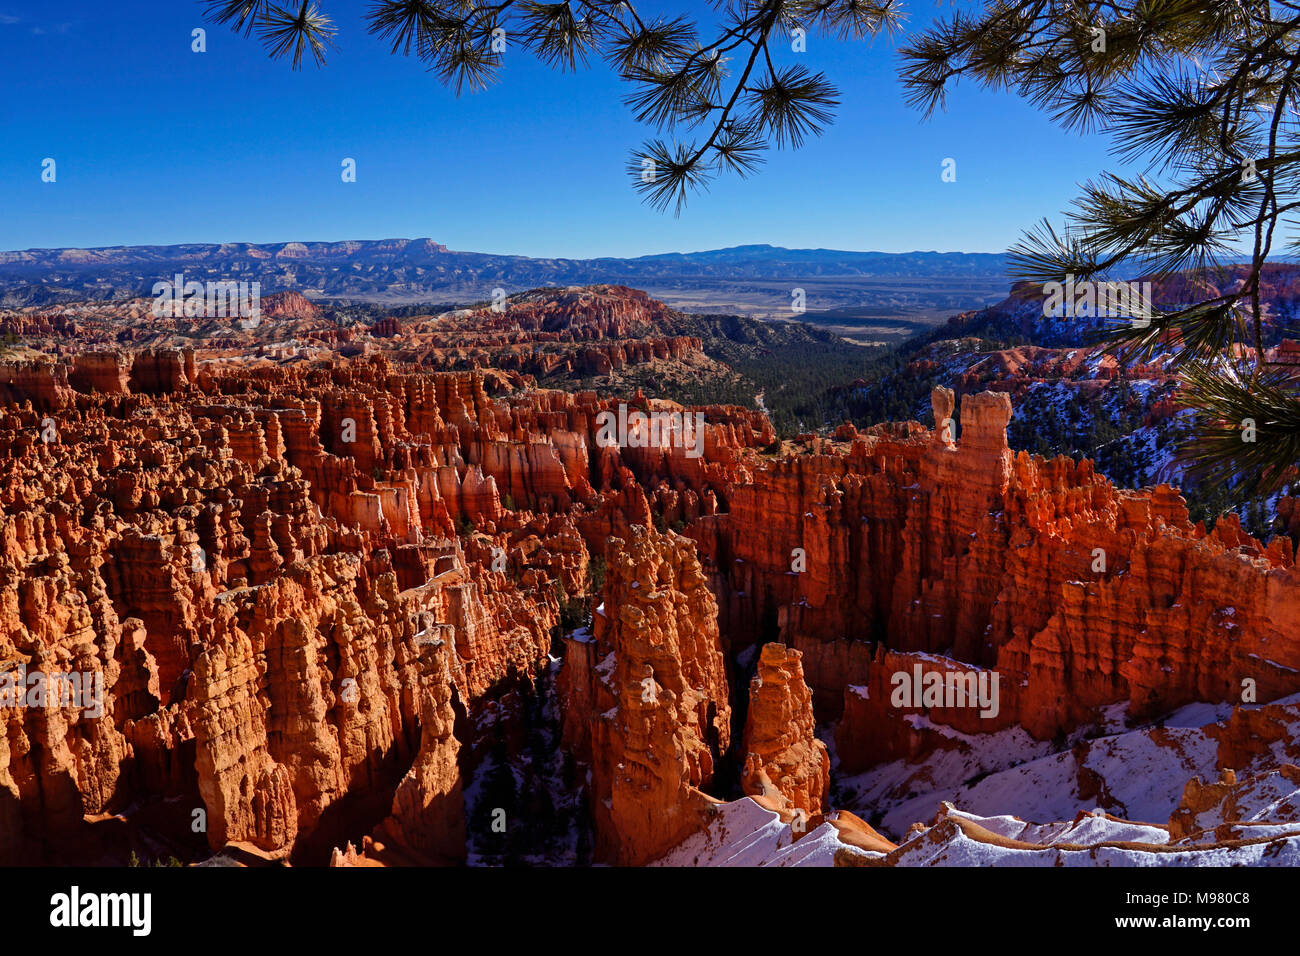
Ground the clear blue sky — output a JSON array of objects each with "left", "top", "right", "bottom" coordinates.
[{"left": 0, "top": 1, "right": 1129, "bottom": 258}]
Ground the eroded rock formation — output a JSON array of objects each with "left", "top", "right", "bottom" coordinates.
[
  {"left": 689, "top": 385, "right": 1300, "bottom": 764},
  {"left": 741, "top": 643, "right": 829, "bottom": 817},
  {"left": 1, "top": 284, "right": 1297, "bottom": 867},
  {"left": 560, "top": 525, "right": 730, "bottom": 865}
]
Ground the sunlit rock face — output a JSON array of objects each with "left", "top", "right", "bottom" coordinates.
[{"left": 2, "top": 285, "right": 1298, "bottom": 867}]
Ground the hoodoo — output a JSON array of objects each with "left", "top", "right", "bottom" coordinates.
[{"left": 0, "top": 285, "right": 1296, "bottom": 867}]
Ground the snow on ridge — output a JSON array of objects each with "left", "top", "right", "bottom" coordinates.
[
  {"left": 650, "top": 798, "right": 854, "bottom": 867},
  {"left": 889, "top": 814, "right": 1300, "bottom": 867}
]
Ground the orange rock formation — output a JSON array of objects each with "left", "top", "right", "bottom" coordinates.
[
  {"left": 1, "top": 284, "right": 1297, "bottom": 866},
  {"left": 560, "top": 526, "right": 730, "bottom": 865},
  {"left": 741, "top": 643, "right": 830, "bottom": 817}
]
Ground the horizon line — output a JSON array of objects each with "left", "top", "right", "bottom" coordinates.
[{"left": 0, "top": 237, "right": 1015, "bottom": 261}]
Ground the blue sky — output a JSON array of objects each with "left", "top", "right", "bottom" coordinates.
[{"left": 0, "top": 1, "right": 1129, "bottom": 258}]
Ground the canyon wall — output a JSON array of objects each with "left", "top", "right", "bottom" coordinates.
[
  {"left": 1, "top": 315, "right": 1297, "bottom": 864},
  {"left": 690, "top": 387, "right": 1300, "bottom": 763}
]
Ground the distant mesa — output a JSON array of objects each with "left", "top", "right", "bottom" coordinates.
[{"left": 260, "top": 291, "right": 320, "bottom": 320}]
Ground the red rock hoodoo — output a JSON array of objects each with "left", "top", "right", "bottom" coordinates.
[
  {"left": 2, "top": 284, "right": 1298, "bottom": 867},
  {"left": 560, "top": 526, "right": 730, "bottom": 865},
  {"left": 741, "top": 643, "right": 830, "bottom": 817}
]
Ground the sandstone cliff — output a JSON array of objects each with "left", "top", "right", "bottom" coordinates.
[{"left": 2, "top": 284, "right": 1298, "bottom": 868}]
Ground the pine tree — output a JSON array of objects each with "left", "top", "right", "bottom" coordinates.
[
  {"left": 203, "top": 0, "right": 902, "bottom": 213},
  {"left": 902, "top": 1, "right": 1300, "bottom": 499}
]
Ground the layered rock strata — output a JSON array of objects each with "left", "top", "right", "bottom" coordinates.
[
  {"left": 559, "top": 525, "right": 730, "bottom": 865},
  {"left": 1, "top": 284, "right": 1298, "bottom": 866}
]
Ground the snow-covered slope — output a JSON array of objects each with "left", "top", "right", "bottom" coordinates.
[
  {"left": 884, "top": 803, "right": 1300, "bottom": 866},
  {"left": 650, "top": 798, "right": 852, "bottom": 867},
  {"left": 638, "top": 697, "right": 1300, "bottom": 867},
  {"left": 837, "top": 697, "right": 1300, "bottom": 841}
]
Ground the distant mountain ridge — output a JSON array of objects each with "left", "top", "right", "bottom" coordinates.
[{"left": 0, "top": 238, "right": 1009, "bottom": 313}]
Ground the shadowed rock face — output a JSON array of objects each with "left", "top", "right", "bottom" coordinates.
[
  {"left": 2, "top": 284, "right": 1299, "bottom": 867},
  {"left": 0, "top": 354, "right": 576, "bottom": 863}
]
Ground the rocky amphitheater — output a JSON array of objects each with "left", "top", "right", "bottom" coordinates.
[{"left": 3, "top": 287, "right": 1300, "bottom": 867}]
